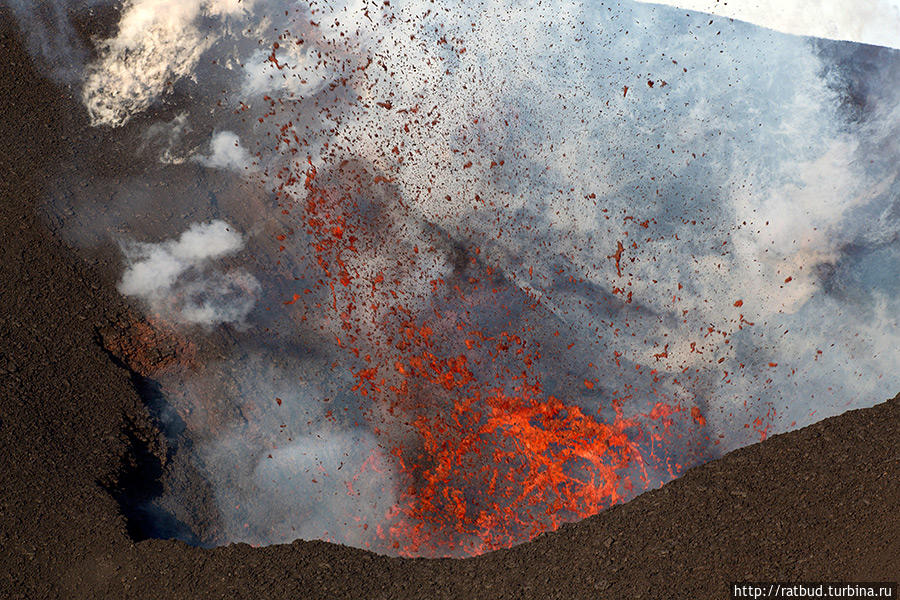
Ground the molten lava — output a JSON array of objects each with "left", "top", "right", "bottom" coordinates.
[{"left": 265, "top": 156, "right": 701, "bottom": 556}]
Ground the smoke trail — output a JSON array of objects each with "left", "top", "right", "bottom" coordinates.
[{"left": 14, "top": 0, "right": 899, "bottom": 555}]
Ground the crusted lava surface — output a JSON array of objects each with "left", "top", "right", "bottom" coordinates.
[{"left": 0, "top": 9, "right": 897, "bottom": 599}]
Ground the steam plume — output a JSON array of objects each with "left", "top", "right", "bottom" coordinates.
[{"left": 119, "top": 220, "right": 260, "bottom": 326}]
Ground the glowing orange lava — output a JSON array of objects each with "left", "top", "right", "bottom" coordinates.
[{"left": 265, "top": 156, "right": 700, "bottom": 556}]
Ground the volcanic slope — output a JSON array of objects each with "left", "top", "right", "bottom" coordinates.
[{"left": 0, "top": 10, "right": 898, "bottom": 600}]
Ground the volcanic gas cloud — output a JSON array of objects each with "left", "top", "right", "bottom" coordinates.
[{"left": 11, "top": 0, "right": 899, "bottom": 556}]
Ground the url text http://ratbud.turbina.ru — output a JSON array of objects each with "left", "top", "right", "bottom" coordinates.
[{"left": 731, "top": 582, "right": 897, "bottom": 599}]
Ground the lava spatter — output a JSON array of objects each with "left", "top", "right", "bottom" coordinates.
[{"left": 272, "top": 156, "right": 700, "bottom": 556}]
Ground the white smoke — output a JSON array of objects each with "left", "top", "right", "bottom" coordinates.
[
  {"left": 119, "top": 220, "right": 260, "bottom": 325},
  {"left": 82, "top": 0, "right": 256, "bottom": 127},
  {"left": 193, "top": 131, "right": 257, "bottom": 172},
  {"left": 264, "top": 0, "right": 897, "bottom": 446},
  {"left": 6, "top": 0, "right": 105, "bottom": 82},
  {"left": 215, "top": 429, "right": 399, "bottom": 547},
  {"left": 157, "top": 353, "right": 401, "bottom": 549},
  {"left": 101, "top": 0, "right": 900, "bottom": 535}
]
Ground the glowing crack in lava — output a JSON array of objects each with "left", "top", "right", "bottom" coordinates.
[{"left": 21, "top": 0, "right": 899, "bottom": 559}]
